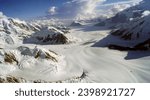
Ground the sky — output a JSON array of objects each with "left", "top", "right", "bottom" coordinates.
[{"left": 0, "top": 0, "right": 142, "bottom": 20}]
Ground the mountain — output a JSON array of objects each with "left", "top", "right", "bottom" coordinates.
[
  {"left": 109, "top": 0, "right": 150, "bottom": 24},
  {"left": 111, "top": 13, "right": 150, "bottom": 40},
  {"left": 95, "top": 0, "right": 150, "bottom": 51},
  {"left": 0, "top": 13, "right": 80, "bottom": 82},
  {"left": 0, "top": 13, "right": 39, "bottom": 44},
  {"left": 0, "top": 12, "right": 75, "bottom": 45},
  {"left": 109, "top": 14, "right": 150, "bottom": 51},
  {"left": 24, "top": 26, "right": 69, "bottom": 44}
]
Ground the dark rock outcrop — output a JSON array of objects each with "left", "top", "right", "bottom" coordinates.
[{"left": 108, "top": 39, "right": 150, "bottom": 51}]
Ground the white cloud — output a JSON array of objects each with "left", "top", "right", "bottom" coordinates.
[
  {"left": 47, "top": 0, "right": 106, "bottom": 20},
  {"left": 0, "top": 12, "right": 6, "bottom": 18},
  {"left": 75, "top": 0, "right": 106, "bottom": 20},
  {"left": 48, "top": 6, "right": 57, "bottom": 15},
  {"left": 97, "top": 1, "right": 138, "bottom": 18},
  {"left": 47, "top": 0, "right": 142, "bottom": 20}
]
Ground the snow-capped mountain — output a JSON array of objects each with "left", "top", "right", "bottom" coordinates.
[
  {"left": 93, "top": 0, "right": 150, "bottom": 51},
  {"left": 0, "top": 13, "right": 39, "bottom": 44},
  {"left": 0, "top": 13, "right": 73, "bottom": 45},
  {"left": 95, "top": 0, "right": 150, "bottom": 51},
  {"left": 111, "top": 13, "right": 150, "bottom": 40},
  {"left": 24, "top": 26, "right": 69, "bottom": 44},
  {"left": 110, "top": 0, "right": 150, "bottom": 24},
  {"left": 109, "top": 13, "right": 150, "bottom": 51},
  {"left": 0, "top": 12, "right": 82, "bottom": 83}
]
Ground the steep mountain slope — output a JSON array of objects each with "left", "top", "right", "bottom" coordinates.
[
  {"left": 93, "top": 0, "right": 150, "bottom": 51},
  {"left": 109, "top": 0, "right": 150, "bottom": 25},
  {"left": 109, "top": 14, "right": 150, "bottom": 51},
  {"left": 111, "top": 14, "right": 150, "bottom": 41}
]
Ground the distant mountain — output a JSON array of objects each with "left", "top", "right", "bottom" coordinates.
[
  {"left": 110, "top": 0, "right": 150, "bottom": 24},
  {"left": 0, "top": 13, "right": 40, "bottom": 44},
  {"left": 0, "top": 12, "right": 73, "bottom": 45}
]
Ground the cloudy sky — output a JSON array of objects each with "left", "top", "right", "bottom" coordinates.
[{"left": 0, "top": 0, "right": 142, "bottom": 20}]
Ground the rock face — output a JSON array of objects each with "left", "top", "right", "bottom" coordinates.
[
  {"left": 134, "top": 39, "right": 150, "bottom": 50},
  {"left": 108, "top": 39, "right": 150, "bottom": 51},
  {"left": 108, "top": 44, "right": 133, "bottom": 51},
  {"left": 4, "top": 52, "right": 19, "bottom": 65}
]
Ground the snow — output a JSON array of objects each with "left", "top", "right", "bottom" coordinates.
[
  {"left": 39, "top": 25, "right": 150, "bottom": 83},
  {"left": 0, "top": 11, "right": 150, "bottom": 82},
  {"left": 142, "top": 10, "right": 150, "bottom": 17},
  {"left": 109, "top": 14, "right": 150, "bottom": 43},
  {"left": 104, "top": 0, "right": 150, "bottom": 28},
  {"left": 1, "top": 23, "right": 150, "bottom": 82}
]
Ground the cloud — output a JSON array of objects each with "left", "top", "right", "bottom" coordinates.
[
  {"left": 0, "top": 12, "right": 6, "bottom": 18},
  {"left": 47, "top": 0, "right": 106, "bottom": 20},
  {"left": 0, "top": 12, "right": 3, "bottom": 17},
  {"left": 75, "top": 0, "right": 106, "bottom": 20},
  {"left": 48, "top": 6, "right": 57, "bottom": 15},
  {"left": 47, "top": 0, "right": 142, "bottom": 20},
  {"left": 97, "top": 1, "right": 139, "bottom": 18}
]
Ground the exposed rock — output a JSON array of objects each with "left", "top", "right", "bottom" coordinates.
[
  {"left": 4, "top": 52, "right": 18, "bottom": 65},
  {"left": 0, "top": 77, "right": 5, "bottom": 83},
  {"left": 25, "top": 26, "right": 69, "bottom": 44},
  {"left": 0, "top": 71, "right": 88, "bottom": 83},
  {"left": 108, "top": 44, "right": 133, "bottom": 51},
  {"left": 108, "top": 39, "right": 150, "bottom": 51},
  {"left": 33, "top": 47, "right": 58, "bottom": 62},
  {"left": 6, "top": 76, "right": 20, "bottom": 83},
  {"left": 38, "top": 34, "right": 68, "bottom": 44},
  {"left": 134, "top": 39, "right": 150, "bottom": 50}
]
